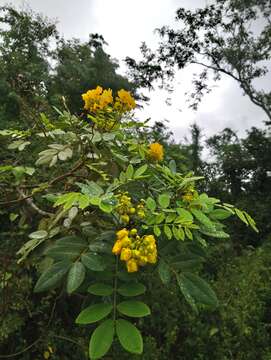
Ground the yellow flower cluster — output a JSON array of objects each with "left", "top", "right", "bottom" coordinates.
[
  {"left": 82, "top": 86, "right": 113, "bottom": 112},
  {"left": 115, "top": 89, "right": 136, "bottom": 112},
  {"left": 148, "top": 143, "right": 164, "bottom": 161},
  {"left": 82, "top": 86, "right": 136, "bottom": 113},
  {"left": 116, "top": 193, "right": 145, "bottom": 224},
  {"left": 112, "top": 228, "right": 157, "bottom": 272},
  {"left": 182, "top": 187, "right": 198, "bottom": 202}
]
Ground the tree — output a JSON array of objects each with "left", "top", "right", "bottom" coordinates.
[
  {"left": 125, "top": 0, "right": 271, "bottom": 121},
  {"left": 50, "top": 34, "right": 136, "bottom": 114},
  {"left": 0, "top": 6, "right": 58, "bottom": 128}
]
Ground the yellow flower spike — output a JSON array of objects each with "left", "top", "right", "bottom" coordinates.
[
  {"left": 116, "top": 228, "right": 129, "bottom": 240},
  {"left": 112, "top": 240, "right": 123, "bottom": 255},
  {"left": 122, "top": 236, "right": 131, "bottom": 247},
  {"left": 126, "top": 259, "right": 138, "bottom": 272},
  {"left": 148, "top": 143, "right": 164, "bottom": 162},
  {"left": 120, "top": 248, "right": 132, "bottom": 261}
]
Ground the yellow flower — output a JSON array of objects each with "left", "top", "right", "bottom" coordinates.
[
  {"left": 148, "top": 143, "right": 164, "bottom": 161},
  {"left": 99, "top": 89, "right": 113, "bottom": 108},
  {"left": 115, "top": 89, "right": 136, "bottom": 112},
  {"left": 126, "top": 258, "right": 138, "bottom": 272},
  {"left": 182, "top": 193, "right": 194, "bottom": 202},
  {"left": 112, "top": 239, "right": 123, "bottom": 255},
  {"left": 120, "top": 248, "right": 132, "bottom": 261},
  {"left": 147, "top": 252, "right": 157, "bottom": 264},
  {"left": 116, "top": 228, "right": 129, "bottom": 240}
]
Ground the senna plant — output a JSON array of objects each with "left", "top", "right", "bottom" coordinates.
[{"left": 0, "top": 87, "right": 258, "bottom": 359}]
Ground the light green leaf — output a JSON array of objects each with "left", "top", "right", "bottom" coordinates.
[
  {"left": 158, "top": 193, "right": 170, "bottom": 208},
  {"left": 76, "top": 303, "right": 113, "bottom": 324},
  {"left": 117, "top": 283, "right": 146, "bottom": 297},
  {"left": 164, "top": 224, "right": 172, "bottom": 239},
  {"left": 117, "top": 301, "right": 150, "bottom": 317},
  {"left": 146, "top": 197, "right": 156, "bottom": 211},
  {"left": 34, "top": 260, "right": 71, "bottom": 293},
  {"left": 66, "top": 262, "right": 86, "bottom": 294},
  {"left": 89, "top": 319, "right": 114, "bottom": 360},
  {"left": 153, "top": 225, "right": 161, "bottom": 237},
  {"left": 116, "top": 319, "right": 143, "bottom": 355},
  {"left": 175, "top": 209, "right": 193, "bottom": 223},
  {"left": 29, "top": 230, "right": 48, "bottom": 239},
  {"left": 235, "top": 208, "right": 248, "bottom": 225},
  {"left": 190, "top": 208, "right": 215, "bottom": 230},
  {"left": 209, "top": 209, "right": 232, "bottom": 220},
  {"left": 88, "top": 283, "right": 113, "bottom": 296},
  {"left": 126, "top": 164, "right": 134, "bottom": 179},
  {"left": 134, "top": 164, "right": 148, "bottom": 178}
]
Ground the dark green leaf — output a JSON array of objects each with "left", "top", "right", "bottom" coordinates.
[
  {"left": 89, "top": 319, "right": 115, "bottom": 359},
  {"left": 158, "top": 259, "right": 171, "bottom": 284},
  {"left": 88, "top": 283, "right": 113, "bottom": 296},
  {"left": 66, "top": 262, "right": 86, "bottom": 294},
  {"left": 177, "top": 272, "right": 218, "bottom": 311},
  {"left": 81, "top": 253, "right": 106, "bottom": 271},
  {"left": 116, "top": 319, "right": 143, "bottom": 355},
  {"left": 117, "top": 283, "right": 146, "bottom": 297},
  {"left": 76, "top": 303, "right": 113, "bottom": 324},
  {"left": 117, "top": 301, "right": 150, "bottom": 317},
  {"left": 34, "top": 260, "right": 71, "bottom": 293}
]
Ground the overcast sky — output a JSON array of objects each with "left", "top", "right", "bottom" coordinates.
[{"left": 3, "top": 0, "right": 270, "bottom": 145}]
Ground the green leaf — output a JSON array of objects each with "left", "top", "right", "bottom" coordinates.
[
  {"left": 177, "top": 272, "right": 218, "bottom": 311},
  {"left": 29, "top": 230, "right": 48, "bottom": 240},
  {"left": 45, "top": 241, "right": 87, "bottom": 260},
  {"left": 116, "top": 319, "right": 143, "bottom": 355},
  {"left": 175, "top": 209, "right": 193, "bottom": 223},
  {"left": 117, "top": 283, "right": 146, "bottom": 297},
  {"left": 190, "top": 208, "right": 215, "bottom": 230},
  {"left": 235, "top": 208, "right": 248, "bottom": 225},
  {"left": 209, "top": 209, "right": 232, "bottom": 220},
  {"left": 134, "top": 164, "right": 148, "bottom": 178},
  {"left": 146, "top": 197, "right": 156, "bottom": 211},
  {"left": 89, "top": 319, "right": 115, "bottom": 359},
  {"left": 126, "top": 164, "right": 134, "bottom": 179},
  {"left": 76, "top": 303, "right": 113, "bottom": 324},
  {"left": 164, "top": 224, "right": 172, "bottom": 239},
  {"left": 184, "top": 227, "right": 193, "bottom": 240},
  {"left": 200, "top": 229, "right": 230, "bottom": 238},
  {"left": 88, "top": 283, "right": 113, "bottom": 296},
  {"left": 158, "top": 193, "right": 170, "bottom": 208},
  {"left": 99, "top": 201, "right": 113, "bottom": 213},
  {"left": 66, "top": 262, "right": 86, "bottom": 294},
  {"left": 117, "top": 301, "right": 151, "bottom": 317},
  {"left": 34, "top": 260, "right": 71, "bottom": 293},
  {"left": 153, "top": 225, "right": 161, "bottom": 237},
  {"left": 158, "top": 259, "right": 171, "bottom": 284},
  {"left": 81, "top": 253, "right": 106, "bottom": 271}
]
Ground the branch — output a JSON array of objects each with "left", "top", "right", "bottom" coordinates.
[{"left": 17, "top": 189, "right": 53, "bottom": 216}]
